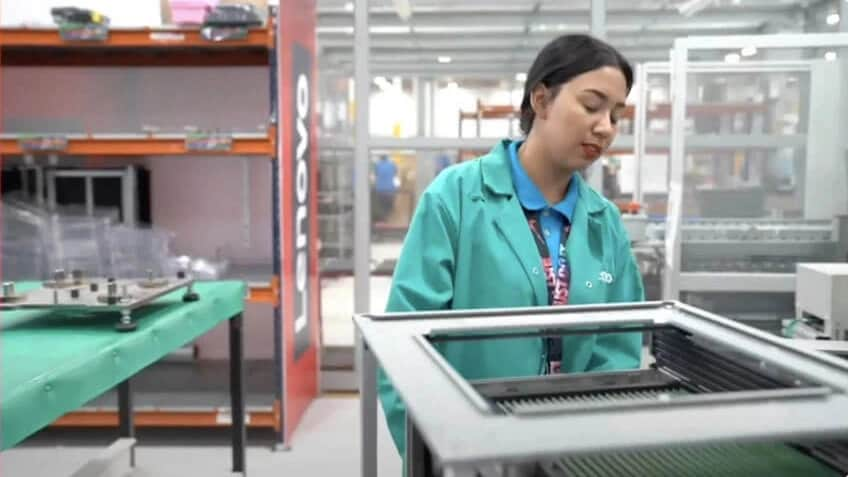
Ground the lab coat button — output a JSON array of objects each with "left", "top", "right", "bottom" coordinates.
[
  {"left": 586, "top": 281, "right": 593, "bottom": 288},
  {"left": 532, "top": 267, "right": 539, "bottom": 275}
]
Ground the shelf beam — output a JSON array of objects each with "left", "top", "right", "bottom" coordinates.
[
  {"left": 0, "top": 133, "right": 275, "bottom": 157},
  {"left": 0, "top": 27, "right": 273, "bottom": 66},
  {"left": 51, "top": 409, "right": 278, "bottom": 430},
  {"left": 246, "top": 277, "right": 279, "bottom": 305}
]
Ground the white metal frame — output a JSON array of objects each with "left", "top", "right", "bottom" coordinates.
[
  {"left": 356, "top": 301, "right": 848, "bottom": 475},
  {"left": 632, "top": 60, "right": 814, "bottom": 206},
  {"left": 662, "top": 33, "right": 848, "bottom": 300}
]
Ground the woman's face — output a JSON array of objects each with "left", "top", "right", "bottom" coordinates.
[{"left": 532, "top": 66, "right": 628, "bottom": 173}]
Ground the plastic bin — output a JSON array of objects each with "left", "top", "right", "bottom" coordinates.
[{"left": 169, "top": 0, "right": 218, "bottom": 25}]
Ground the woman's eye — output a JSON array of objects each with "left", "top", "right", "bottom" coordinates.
[{"left": 583, "top": 104, "right": 600, "bottom": 113}]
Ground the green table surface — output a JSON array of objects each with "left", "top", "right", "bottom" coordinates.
[{"left": 1, "top": 280, "right": 246, "bottom": 450}]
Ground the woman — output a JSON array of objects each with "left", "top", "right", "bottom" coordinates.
[{"left": 379, "top": 34, "right": 644, "bottom": 455}]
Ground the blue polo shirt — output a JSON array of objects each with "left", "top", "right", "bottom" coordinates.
[
  {"left": 375, "top": 158, "right": 398, "bottom": 193},
  {"left": 509, "top": 140, "right": 579, "bottom": 270}
]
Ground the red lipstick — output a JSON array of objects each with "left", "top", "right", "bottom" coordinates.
[{"left": 581, "top": 144, "right": 602, "bottom": 159}]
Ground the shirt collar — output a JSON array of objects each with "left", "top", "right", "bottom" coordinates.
[{"left": 508, "top": 140, "right": 579, "bottom": 221}]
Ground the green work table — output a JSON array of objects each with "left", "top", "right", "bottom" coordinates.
[{"left": 1, "top": 280, "right": 248, "bottom": 475}]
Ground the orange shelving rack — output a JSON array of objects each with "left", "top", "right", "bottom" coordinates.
[{"left": 0, "top": 5, "right": 322, "bottom": 446}]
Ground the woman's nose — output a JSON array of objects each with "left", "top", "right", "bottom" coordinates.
[{"left": 593, "top": 114, "right": 614, "bottom": 138}]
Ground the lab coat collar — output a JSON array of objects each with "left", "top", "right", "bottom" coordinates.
[{"left": 479, "top": 139, "right": 608, "bottom": 215}]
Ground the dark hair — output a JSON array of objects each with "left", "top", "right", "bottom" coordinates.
[{"left": 519, "top": 34, "right": 634, "bottom": 135}]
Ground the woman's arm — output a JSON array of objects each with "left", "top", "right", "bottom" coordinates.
[
  {"left": 585, "top": 217, "right": 644, "bottom": 372},
  {"left": 379, "top": 187, "right": 458, "bottom": 456}
]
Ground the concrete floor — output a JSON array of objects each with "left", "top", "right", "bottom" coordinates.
[
  {"left": 321, "top": 241, "right": 401, "bottom": 348},
  {"left": 1, "top": 396, "right": 402, "bottom": 477}
]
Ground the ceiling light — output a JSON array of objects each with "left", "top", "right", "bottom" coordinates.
[
  {"left": 515, "top": 72, "right": 527, "bottom": 82},
  {"left": 741, "top": 46, "right": 757, "bottom": 57},
  {"left": 825, "top": 51, "right": 837, "bottom": 61},
  {"left": 724, "top": 52, "right": 741, "bottom": 63},
  {"left": 447, "top": 81, "right": 459, "bottom": 90},
  {"left": 827, "top": 13, "right": 840, "bottom": 25},
  {"left": 392, "top": 0, "right": 412, "bottom": 20},
  {"left": 677, "top": 0, "right": 716, "bottom": 17},
  {"left": 437, "top": 56, "right": 452, "bottom": 64},
  {"left": 344, "top": 2, "right": 353, "bottom": 12}
]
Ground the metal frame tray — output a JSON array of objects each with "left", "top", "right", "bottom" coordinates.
[
  {"left": 355, "top": 301, "right": 848, "bottom": 476},
  {"left": 1, "top": 275, "right": 198, "bottom": 331}
]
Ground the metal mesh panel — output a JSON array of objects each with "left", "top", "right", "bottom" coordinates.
[
  {"left": 541, "top": 443, "right": 840, "bottom": 477},
  {"left": 496, "top": 388, "right": 684, "bottom": 415}
]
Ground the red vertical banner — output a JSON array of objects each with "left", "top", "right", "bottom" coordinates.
[{"left": 277, "top": 0, "right": 320, "bottom": 442}]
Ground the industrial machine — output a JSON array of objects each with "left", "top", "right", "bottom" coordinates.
[
  {"left": 0, "top": 269, "right": 198, "bottom": 331},
  {"left": 639, "top": 218, "right": 844, "bottom": 329},
  {"left": 357, "top": 302, "right": 848, "bottom": 477},
  {"left": 648, "top": 219, "right": 839, "bottom": 274},
  {"left": 789, "top": 263, "right": 848, "bottom": 341}
]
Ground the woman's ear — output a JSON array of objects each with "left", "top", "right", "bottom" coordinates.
[{"left": 530, "top": 84, "right": 551, "bottom": 122}]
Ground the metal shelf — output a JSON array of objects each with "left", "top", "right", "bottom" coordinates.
[
  {"left": 357, "top": 133, "right": 806, "bottom": 154},
  {"left": 678, "top": 272, "right": 796, "bottom": 293},
  {"left": 225, "top": 263, "right": 277, "bottom": 305},
  {"left": 53, "top": 360, "right": 278, "bottom": 430},
  {"left": 0, "top": 26, "right": 273, "bottom": 66},
  {"left": 0, "top": 132, "right": 275, "bottom": 157},
  {"left": 646, "top": 133, "right": 807, "bottom": 150}
]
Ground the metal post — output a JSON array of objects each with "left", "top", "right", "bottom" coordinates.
[
  {"left": 416, "top": 77, "right": 427, "bottom": 137},
  {"left": 46, "top": 170, "right": 57, "bottom": 211},
  {"left": 591, "top": 0, "right": 606, "bottom": 39},
  {"left": 229, "top": 314, "right": 247, "bottom": 474},
  {"left": 34, "top": 164, "right": 45, "bottom": 205},
  {"left": 85, "top": 176, "right": 95, "bottom": 217},
  {"left": 588, "top": 0, "right": 607, "bottom": 193},
  {"left": 406, "top": 414, "right": 432, "bottom": 477},
  {"left": 354, "top": 6, "right": 374, "bottom": 475},
  {"left": 415, "top": 77, "right": 431, "bottom": 210},
  {"left": 353, "top": 0, "right": 371, "bottom": 316},
  {"left": 21, "top": 167, "right": 30, "bottom": 198},
  {"left": 840, "top": 3, "right": 848, "bottom": 219},
  {"left": 663, "top": 43, "right": 689, "bottom": 301},
  {"left": 804, "top": 60, "right": 843, "bottom": 219},
  {"left": 241, "top": 158, "right": 252, "bottom": 247},
  {"left": 633, "top": 63, "right": 648, "bottom": 206},
  {"left": 122, "top": 165, "right": 137, "bottom": 226},
  {"left": 359, "top": 336, "right": 378, "bottom": 477},
  {"left": 117, "top": 380, "right": 135, "bottom": 467},
  {"left": 428, "top": 80, "right": 436, "bottom": 138}
]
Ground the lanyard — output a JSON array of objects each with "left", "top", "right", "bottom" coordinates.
[
  {"left": 524, "top": 209, "right": 572, "bottom": 373},
  {"left": 524, "top": 210, "right": 572, "bottom": 306}
]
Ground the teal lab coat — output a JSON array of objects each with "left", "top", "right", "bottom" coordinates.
[{"left": 378, "top": 139, "right": 645, "bottom": 456}]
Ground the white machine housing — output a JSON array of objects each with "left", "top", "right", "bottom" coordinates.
[{"left": 796, "top": 263, "right": 848, "bottom": 341}]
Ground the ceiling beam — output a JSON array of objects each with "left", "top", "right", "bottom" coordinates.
[
  {"left": 322, "top": 48, "right": 670, "bottom": 64},
  {"left": 317, "top": 28, "right": 762, "bottom": 51},
  {"left": 316, "top": 6, "right": 801, "bottom": 30},
  {"left": 322, "top": 51, "right": 681, "bottom": 74}
]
